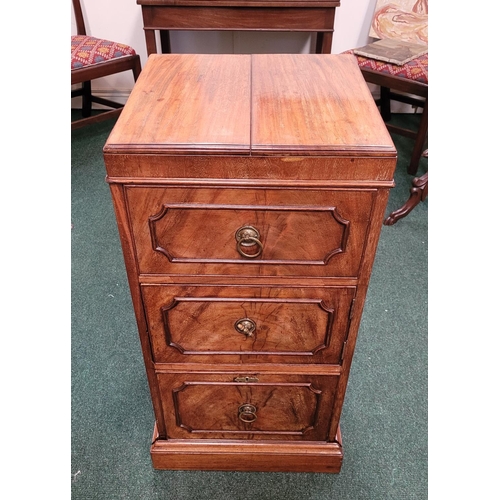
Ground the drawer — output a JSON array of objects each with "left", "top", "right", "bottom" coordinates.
[
  {"left": 157, "top": 372, "right": 339, "bottom": 441},
  {"left": 125, "top": 186, "right": 375, "bottom": 278},
  {"left": 142, "top": 285, "right": 355, "bottom": 364}
]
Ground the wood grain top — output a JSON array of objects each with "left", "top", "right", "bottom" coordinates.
[
  {"left": 251, "top": 54, "right": 394, "bottom": 155},
  {"left": 104, "top": 53, "right": 395, "bottom": 157},
  {"left": 105, "top": 54, "right": 252, "bottom": 154}
]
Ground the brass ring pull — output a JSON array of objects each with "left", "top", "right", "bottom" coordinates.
[
  {"left": 238, "top": 404, "right": 257, "bottom": 423},
  {"left": 234, "top": 318, "right": 256, "bottom": 337},
  {"left": 235, "top": 225, "right": 263, "bottom": 259},
  {"left": 236, "top": 237, "right": 263, "bottom": 258}
]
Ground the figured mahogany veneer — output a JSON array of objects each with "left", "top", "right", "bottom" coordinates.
[
  {"left": 142, "top": 284, "right": 355, "bottom": 364},
  {"left": 103, "top": 54, "right": 397, "bottom": 473},
  {"left": 125, "top": 186, "right": 373, "bottom": 277}
]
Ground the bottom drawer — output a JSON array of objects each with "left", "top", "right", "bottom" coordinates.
[{"left": 157, "top": 372, "right": 339, "bottom": 441}]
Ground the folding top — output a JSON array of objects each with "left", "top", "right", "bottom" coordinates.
[{"left": 104, "top": 53, "right": 395, "bottom": 158}]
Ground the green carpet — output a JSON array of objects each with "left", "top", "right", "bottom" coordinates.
[{"left": 71, "top": 113, "right": 427, "bottom": 499}]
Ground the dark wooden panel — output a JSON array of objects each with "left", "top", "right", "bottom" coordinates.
[{"left": 143, "top": 6, "right": 335, "bottom": 30}]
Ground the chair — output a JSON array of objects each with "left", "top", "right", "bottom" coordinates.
[
  {"left": 71, "top": 0, "right": 142, "bottom": 130},
  {"left": 345, "top": 50, "right": 428, "bottom": 176}
]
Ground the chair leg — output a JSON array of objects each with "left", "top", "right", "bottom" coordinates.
[
  {"left": 407, "top": 98, "right": 428, "bottom": 175},
  {"left": 380, "top": 86, "right": 392, "bottom": 121},
  {"left": 384, "top": 171, "right": 428, "bottom": 225},
  {"left": 132, "top": 57, "right": 142, "bottom": 81},
  {"left": 82, "top": 81, "right": 92, "bottom": 118}
]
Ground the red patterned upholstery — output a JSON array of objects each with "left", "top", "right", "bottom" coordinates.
[
  {"left": 71, "top": 35, "right": 137, "bottom": 70},
  {"left": 344, "top": 50, "right": 428, "bottom": 85}
]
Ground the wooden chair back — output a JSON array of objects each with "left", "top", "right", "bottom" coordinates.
[{"left": 71, "top": 0, "right": 142, "bottom": 129}]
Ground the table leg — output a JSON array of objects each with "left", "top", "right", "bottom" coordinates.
[
  {"left": 145, "top": 29, "right": 158, "bottom": 55},
  {"left": 316, "top": 32, "right": 333, "bottom": 54}
]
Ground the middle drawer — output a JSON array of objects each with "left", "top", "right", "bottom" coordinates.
[{"left": 142, "top": 284, "right": 355, "bottom": 365}]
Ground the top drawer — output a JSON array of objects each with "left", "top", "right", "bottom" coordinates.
[{"left": 125, "top": 185, "right": 375, "bottom": 278}]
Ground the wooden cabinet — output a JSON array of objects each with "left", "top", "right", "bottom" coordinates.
[
  {"left": 137, "top": 0, "right": 340, "bottom": 55},
  {"left": 103, "top": 53, "right": 397, "bottom": 473}
]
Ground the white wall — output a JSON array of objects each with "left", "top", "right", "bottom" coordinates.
[{"left": 71, "top": 0, "right": 378, "bottom": 103}]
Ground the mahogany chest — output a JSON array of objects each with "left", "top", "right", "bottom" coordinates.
[{"left": 103, "top": 53, "right": 396, "bottom": 473}]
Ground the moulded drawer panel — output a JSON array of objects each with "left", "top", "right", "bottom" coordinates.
[
  {"left": 142, "top": 284, "right": 355, "bottom": 364},
  {"left": 157, "top": 372, "right": 339, "bottom": 441},
  {"left": 126, "top": 186, "right": 375, "bottom": 277}
]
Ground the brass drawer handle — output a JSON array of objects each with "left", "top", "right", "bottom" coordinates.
[
  {"left": 238, "top": 404, "right": 257, "bottom": 423},
  {"left": 235, "top": 225, "right": 263, "bottom": 259},
  {"left": 234, "top": 318, "right": 256, "bottom": 337}
]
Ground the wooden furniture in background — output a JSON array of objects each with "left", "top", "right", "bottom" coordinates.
[
  {"left": 103, "top": 53, "right": 397, "bottom": 473},
  {"left": 360, "top": 0, "right": 428, "bottom": 175},
  {"left": 345, "top": 0, "right": 428, "bottom": 175},
  {"left": 71, "top": 0, "right": 142, "bottom": 130},
  {"left": 350, "top": 51, "right": 428, "bottom": 176},
  {"left": 137, "top": 0, "right": 340, "bottom": 55}
]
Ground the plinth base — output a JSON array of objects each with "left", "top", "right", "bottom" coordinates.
[{"left": 150, "top": 423, "right": 343, "bottom": 473}]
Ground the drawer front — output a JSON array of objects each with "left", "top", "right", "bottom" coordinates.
[
  {"left": 125, "top": 186, "right": 375, "bottom": 277},
  {"left": 142, "top": 285, "right": 355, "bottom": 364},
  {"left": 157, "top": 372, "right": 339, "bottom": 441}
]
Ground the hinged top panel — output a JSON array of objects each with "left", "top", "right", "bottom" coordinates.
[
  {"left": 104, "top": 54, "right": 252, "bottom": 155},
  {"left": 251, "top": 54, "right": 395, "bottom": 156},
  {"left": 104, "top": 53, "right": 395, "bottom": 158}
]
